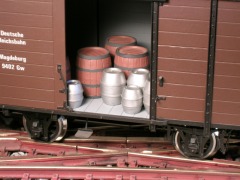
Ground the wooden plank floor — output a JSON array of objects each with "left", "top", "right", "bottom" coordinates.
[{"left": 74, "top": 98, "right": 149, "bottom": 119}]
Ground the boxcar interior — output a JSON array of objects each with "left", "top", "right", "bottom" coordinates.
[{"left": 65, "top": 0, "right": 153, "bottom": 119}]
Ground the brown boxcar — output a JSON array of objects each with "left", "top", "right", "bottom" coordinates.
[{"left": 0, "top": 0, "right": 239, "bottom": 159}]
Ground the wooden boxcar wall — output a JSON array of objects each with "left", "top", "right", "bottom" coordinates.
[
  {"left": 157, "top": 0, "right": 210, "bottom": 123},
  {"left": 157, "top": 0, "right": 240, "bottom": 127},
  {"left": 0, "top": 0, "right": 65, "bottom": 110},
  {"left": 212, "top": 1, "right": 240, "bottom": 126}
]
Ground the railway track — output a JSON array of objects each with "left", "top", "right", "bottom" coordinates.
[{"left": 0, "top": 129, "right": 240, "bottom": 179}]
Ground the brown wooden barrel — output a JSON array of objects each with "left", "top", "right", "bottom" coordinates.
[
  {"left": 76, "top": 47, "right": 111, "bottom": 98},
  {"left": 114, "top": 45, "right": 149, "bottom": 78},
  {"left": 105, "top": 35, "right": 137, "bottom": 57},
  {"left": 66, "top": 57, "right": 71, "bottom": 81}
]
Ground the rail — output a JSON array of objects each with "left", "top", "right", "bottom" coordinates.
[{"left": 0, "top": 129, "right": 239, "bottom": 179}]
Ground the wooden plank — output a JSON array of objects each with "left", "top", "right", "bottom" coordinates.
[
  {"left": 0, "top": 97, "right": 54, "bottom": 110},
  {"left": 0, "top": 39, "right": 53, "bottom": 54},
  {"left": 0, "top": 0, "right": 52, "bottom": 16},
  {"left": 74, "top": 98, "right": 93, "bottom": 112},
  {"left": 218, "top": 6, "right": 240, "bottom": 23},
  {"left": 214, "top": 88, "right": 240, "bottom": 103},
  {"left": 213, "top": 101, "right": 240, "bottom": 115},
  {"left": 109, "top": 105, "right": 124, "bottom": 116},
  {"left": 158, "top": 32, "right": 209, "bottom": 49},
  {"left": 0, "top": 12, "right": 52, "bottom": 28},
  {"left": 122, "top": 111, "right": 134, "bottom": 117},
  {"left": 218, "top": 1, "right": 240, "bottom": 10},
  {"left": 212, "top": 113, "right": 240, "bottom": 126},
  {"left": 159, "top": 19, "right": 209, "bottom": 35},
  {"left": 0, "top": 74, "right": 54, "bottom": 90},
  {"left": 1, "top": 86, "right": 54, "bottom": 102},
  {"left": 158, "top": 71, "right": 206, "bottom": 86},
  {"left": 157, "top": 107, "right": 204, "bottom": 123},
  {"left": 158, "top": 46, "right": 208, "bottom": 61},
  {"left": 217, "top": 23, "right": 240, "bottom": 37},
  {"left": 158, "top": 58, "right": 207, "bottom": 74},
  {"left": 216, "top": 49, "right": 240, "bottom": 64},
  {"left": 156, "top": 97, "right": 205, "bottom": 112},
  {"left": 216, "top": 36, "right": 240, "bottom": 51},
  {"left": 133, "top": 109, "right": 149, "bottom": 118},
  {"left": 14, "top": 0, "right": 52, "bottom": 2},
  {"left": 0, "top": 64, "right": 54, "bottom": 78},
  {"left": 163, "top": 0, "right": 210, "bottom": 8},
  {"left": 159, "top": 6, "right": 210, "bottom": 21},
  {"left": 84, "top": 98, "right": 103, "bottom": 113},
  {"left": 214, "top": 75, "right": 240, "bottom": 90},
  {"left": 97, "top": 103, "right": 113, "bottom": 114},
  {"left": 158, "top": 84, "right": 206, "bottom": 99},
  {"left": 215, "top": 62, "right": 240, "bottom": 77},
  {"left": 0, "top": 49, "right": 54, "bottom": 66},
  {"left": 1, "top": 25, "right": 53, "bottom": 41}
]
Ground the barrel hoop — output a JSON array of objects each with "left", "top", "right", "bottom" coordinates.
[
  {"left": 114, "top": 64, "right": 149, "bottom": 71},
  {"left": 77, "top": 67, "right": 105, "bottom": 72},
  {"left": 116, "top": 48, "right": 148, "bottom": 58},
  {"left": 82, "top": 84, "right": 100, "bottom": 88},
  {"left": 106, "top": 38, "right": 137, "bottom": 47},
  {"left": 78, "top": 53, "right": 109, "bottom": 60}
]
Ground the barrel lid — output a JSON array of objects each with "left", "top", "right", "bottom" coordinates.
[
  {"left": 106, "top": 36, "right": 137, "bottom": 47},
  {"left": 116, "top": 46, "right": 148, "bottom": 58},
  {"left": 78, "top": 47, "right": 110, "bottom": 60}
]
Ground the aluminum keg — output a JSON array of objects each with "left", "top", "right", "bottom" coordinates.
[
  {"left": 121, "top": 85, "right": 143, "bottom": 114},
  {"left": 127, "top": 68, "right": 150, "bottom": 89},
  {"left": 101, "top": 68, "right": 126, "bottom": 105},
  {"left": 67, "top": 80, "right": 84, "bottom": 109}
]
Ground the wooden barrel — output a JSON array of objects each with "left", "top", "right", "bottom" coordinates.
[
  {"left": 105, "top": 35, "right": 137, "bottom": 57},
  {"left": 76, "top": 47, "right": 111, "bottom": 98},
  {"left": 114, "top": 45, "right": 149, "bottom": 78},
  {"left": 66, "top": 57, "right": 71, "bottom": 81}
]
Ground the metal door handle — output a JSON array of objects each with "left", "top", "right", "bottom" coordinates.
[
  {"left": 158, "top": 76, "right": 164, "bottom": 87},
  {"left": 155, "top": 96, "right": 166, "bottom": 103}
]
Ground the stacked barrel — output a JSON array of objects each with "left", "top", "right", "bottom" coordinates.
[
  {"left": 114, "top": 46, "right": 149, "bottom": 78},
  {"left": 67, "top": 35, "right": 150, "bottom": 114},
  {"left": 105, "top": 35, "right": 137, "bottom": 57},
  {"left": 76, "top": 47, "right": 111, "bottom": 98}
]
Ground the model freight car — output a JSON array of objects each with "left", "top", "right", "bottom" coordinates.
[{"left": 0, "top": 0, "right": 239, "bottom": 159}]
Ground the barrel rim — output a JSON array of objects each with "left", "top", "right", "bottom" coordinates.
[
  {"left": 105, "top": 35, "right": 137, "bottom": 47},
  {"left": 114, "top": 64, "right": 149, "bottom": 71},
  {"left": 78, "top": 47, "right": 110, "bottom": 60},
  {"left": 116, "top": 45, "right": 148, "bottom": 58},
  {"left": 77, "top": 67, "right": 107, "bottom": 72}
]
